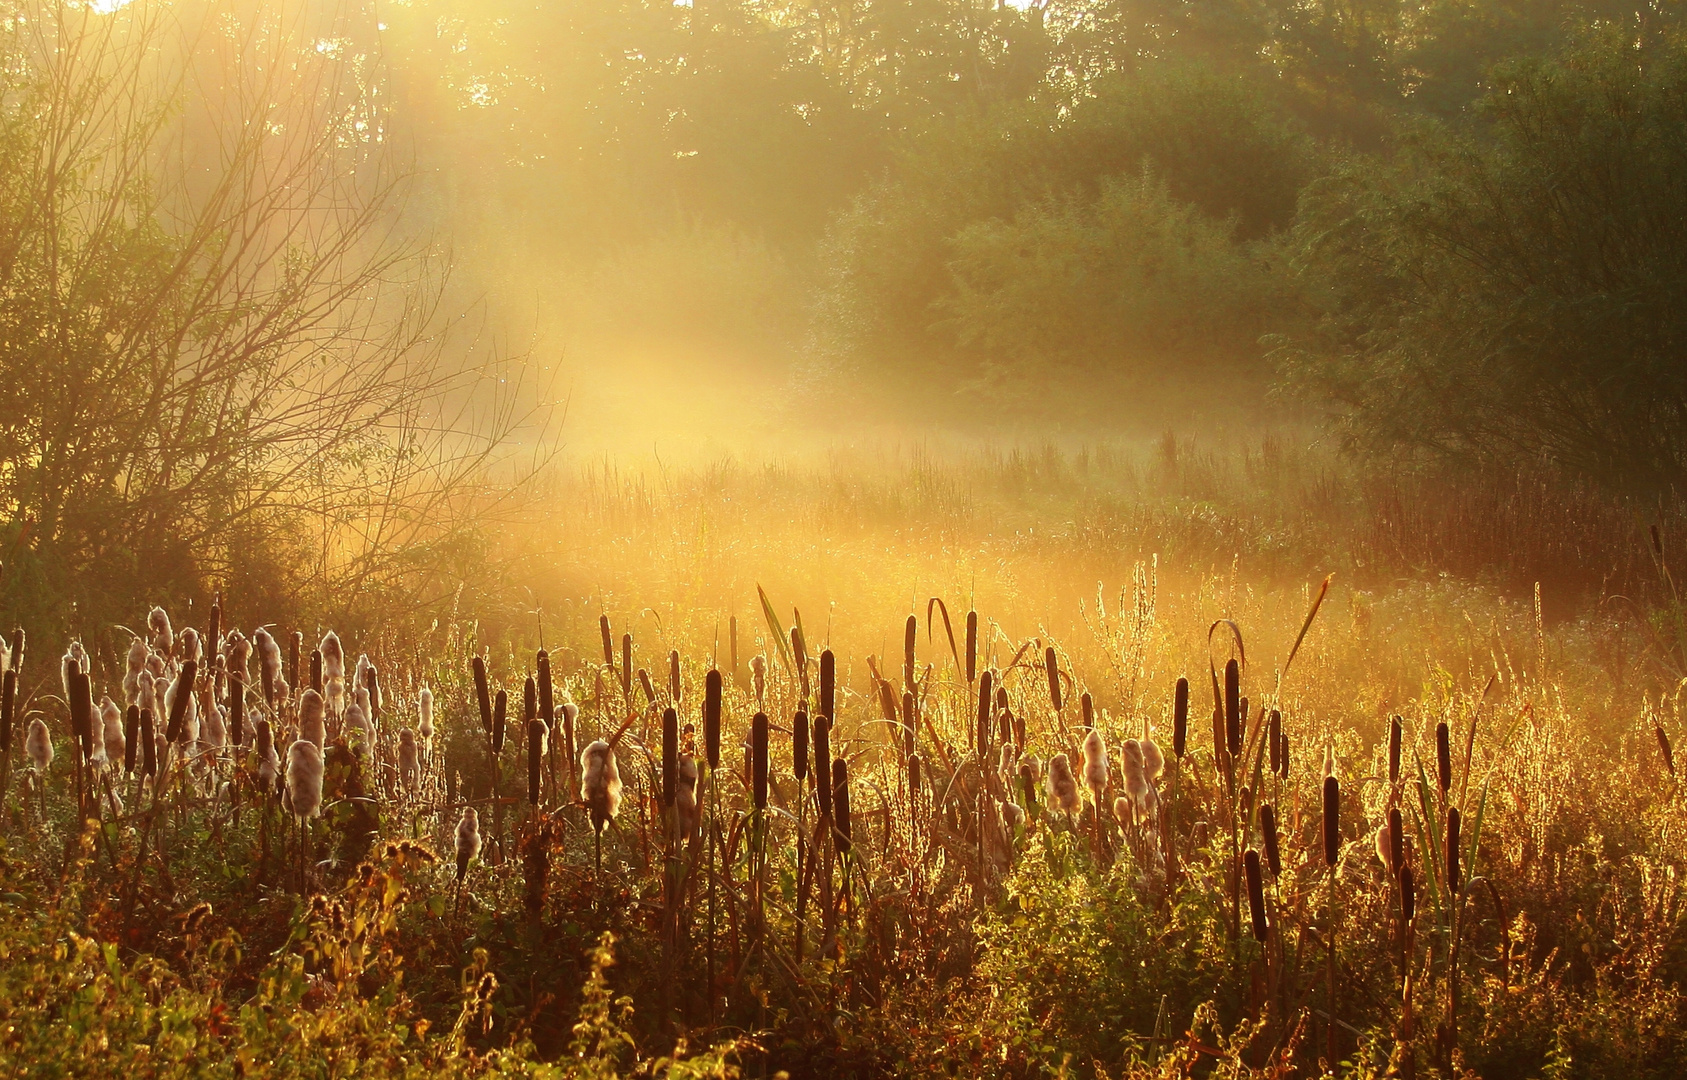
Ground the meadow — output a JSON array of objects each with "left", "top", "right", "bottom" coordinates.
[{"left": 2, "top": 439, "right": 1684, "bottom": 1079}]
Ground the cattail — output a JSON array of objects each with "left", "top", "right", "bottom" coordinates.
[
  {"left": 898, "top": 613, "right": 916, "bottom": 690},
  {"left": 790, "top": 625, "right": 808, "bottom": 689},
  {"left": 998, "top": 742, "right": 1020, "bottom": 787},
  {"left": 1142, "top": 737, "right": 1164, "bottom": 782},
  {"left": 1245, "top": 849, "right": 1268, "bottom": 941},
  {"left": 997, "top": 692, "right": 1013, "bottom": 745},
  {"left": 1446, "top": 806, "right": 1461, "bottom": 893},
  {"left": 1436, "top": 721, "right": 1452, "bottom": 794},
  {"left": 560, "top": 701, "right": 578, "bottom": 775},
  {"left": 0, "top": 669, "right": 11, "bottom": 760},
  {"left": 1389, "top": 806, "right": 1404, "bottom": 876},
  {"left": 599, "top": 615, "right": 614, "bottom": 666},
  {"left": 149, "top": 606, "right": 174, "bottom": 656},
  {"left": 1082, "top": 728, "right": 1110, "bottom": 796},
  {"left": 139, "top": 709, "right": 157, "bottom": 778},
  {"left": 320, "top": 631, "right": 344, "bottom": 713},
  {"left": 60, "top": 642, "right": 86, "bottom": 707},
  {"left": 179, "top": 627, "right": 202, "bottom": 666},
  {"left": 256, "top": 628, "right": 282, "bottom": 705},
  {"left": 637, "top": 667, "right": 656, "bottom": 705},
  {"left": 904, "top": 692, "right": 919, "bottom": 757},
  {"left": 229, "top": 673, "right": 246, "bottom": 747},
  {"left": 1173, "top": 676, "right": 1189, "bottom": 758},
  {"left": 122, "top": 637, "right": 147, "bottom": 705},
  {"left": 909, "top": 752, "right": 923, "bottom": 794},
  {"left": 300, "top": 689, "right": 326, "bottom": 749},
  {"left": 456, "top": 807, "right": 481, "bottom": 881},
  {"left": 677, "top": 756, "right": 700, "bottom": 838},
  {"left": 832, "top": 757, "right": 852, "bottom": 853},
  {"left": 1268, "top": 710, "right": 1282, "bottom": 775},
  {"left": 1400, "top": 864, "right": 1416, "bottom": 928},
  {"left": 977, "top": 668, "right": 994, "bottom": 758},
  {"left": 362, "top": 664, "right": 379, "bottom": 720},
  {"left": 7, "top": 627, "right": 23, "bottom": 674},
  {"left": 523, "top": 676, "right": 538, "bottom": 726},
  {"left": 704, "top": 668, "right": 722, "bottom": 770},
  {"left": 471, "top": 655, "right": 492, "bottom": 734},
  {"left": 667, "top": 649, "right": 682, "bottom": 705},
  {"left": 69, "top": 665, "right": 95, "bottom": 762},
  {"left": 286, "top": 739, "right": 324, "bottom": 820},
  {"left": 1262, "top": 803, "right": 1281, "bottom": 877},
  {"left": 581, "top": 740, "right": 622, "bottom": 833},
  {"left": 819, "top": 649, "right": 835, "bottom": 722},
  {"left": 1046, "top": 753, "right": 1080, "bottom": 814},
  {"left": 1225, "top": 658, "right": 1242, "bottom": 757},
  {"left": 1322, "top": 774, "right": 1340, "bottom": 867},
  {"left": 793, "top": 708, "right": 809, "bottom": 781},
  {"left": 492, "top": 690, "right": 508, "bottom": 753},
  {"left": 527, "top": 720, "right": 545, "bottom": 805},
  {"left": 621, "top": 633, "right": 633, "bottom": 695},
  {"left": 343, "top": 703, "right": 373, "bottom": 762},
  {"left": 1657, "top": 723, "right": 1676, "bottom": 777},
  {"left": 751, "top": 654, "right": 766, "bottom": 705},
  {"left": 1389, "top": 715, "right": 1403, "bottom": 785},
  {"left": 533, "top": 651, "right": 554, "bottom": 725},
  {"left": 418, "top": 686, "right": 435, "bottom": 757},
  {"left": 1045, "top": 647, "right": 1061, "bottom": 710},
  {"left": 400, "top": 728, "right": 420, "bottom": 790},
  {"left": 122, "top": 704, "right": 139, "bottom": 774},
  {"left": 97, "top": 696, "right": 122, "bottom": 768},
  {"left": 1375, "top": 815, "right": 1393, "bottom": 871},
  {"left": 1080, "top": 691, "right": 1093, "bottom": 729},
  {"left": 814, "top": 714, "right": 833, "bottom": 820},
  {"left": 751, "top": 711, "right": 769, "bottom": 810},
  {"left": 662, "top": 707, "right": 679, "bottom": 807},
  {"left": 206, "top": 599, "right": 221, "bottom": 657},
  {"left": 965, "top": 610, "right": 977, "bottom": 683},
  {"left": 1112, "top": 795, "right": 1133, "bottom": 822},
  {"left": 26, "top": 717, "right": 52, "bottom": 773},
  {"left": 165, "top": 660, "right": 198, "bottom": 745},
  {"left": 1120, "top": 738, "right": 1151, "bottom": 812}
]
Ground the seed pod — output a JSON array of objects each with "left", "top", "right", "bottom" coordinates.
[
  {"left": 123, "top": 705, "right": 140, "bottom": 774},
  {"left": 528, "top": 719, "right": 546, "bottom": 805},
  {"left": 908, "top": 752, "right": 922, "bottom": 794},
  {"left": 1436, "top": 721, "right": 1452, "bottom": 794},
  {"left": 814, "top": 714, "right": 833, "bottom": 820},
  {"left": 1245, "top": 849, "right": 1268, "bottom": 941},
  {"left": 165, "top": 660, "right": 198, "bottom": 744},
  {"left": 472, "top": 655, "right": 492, "bottom": 733},
  {"left": 229, "top": 673, "right": 245, "bottom": 747},
  {"left": 600, "top": 615, "right": 614, "bottom": 665},
  {"left": 1400, "top": 863, "right": 1416, "bottom": 928},
  {"left": 977, "top": 669, "right": 994, "bottom": 758},
  {"left": 621, "top": 634, "right": 632, "bottom": 694},
  {"left": 965, "top": 611, "right": 978, "bottom": 683},
  {"left": 668, "top": 650, "right": 682, "bottom": 704},
  {"left": 1045, "top": 647, "right": 1061, "bottom": 710},
  {"left": 704, "top": 668, "right": 722, "bottom": 770},
  {"left": 1389, "top": 715, "right": 1403, "bottom": 785},
  {"left": 752, "top": 711, "right": 769, "bottom": 811},
  {"left": 637, "top": 667, "right": 656, "bottom": 705},
  {"left": 793, "top": 708, "right": 809, "bottom": 781},
  {"left": 139, "top": 709, "right": 157, "bottom": 777},
  {"left": 492, "top": 689, "right": 507, "bottom": 753},
  {"left": 661, "top": 706, "right": 679, "bottom": 808},
  {"left": 537, "top": 651, "right": 554, "bottom": 723},
  {"left": 1173, "top": 676, "right": 1189, "bottom": 758},
  {"left": 0, "top": 669, "right": 14, "bottom": 752},
  {"left": 456, "top": 807, "right": 482, "bottom": 881},
  {"left": 1322, "top": 774, "right": 1340, "bottom": 867},
  {"left": 1225, "top": 660, "right": 1242, "bottom": 757},
  {"left": 1446, "top": 806, "right": 1462, "bottom": 893},
  {"left": 1261, "top": 803, "right": 1281, "bottom": 877},
  {"left": 1268, "top": 709, "right": 1282, "bottom": 774},
  {"left": 1389, "top": 806, "right": 1404, "bottom": 877},
  {"left": 310, "top": 648, "right": 323, "bottom": 694},
  {"left": 832, "top": 757, "right": 851, "bottom": 852},
  {"left": 69, "top": 665, "right": 95, "bottom": 760},
  {"left": 903, "top": 614, "right": 917, "bottom": 688},
  {"left": 1280, "top": 734, "right": 1291, "bottom": 779},
  {"left": 524, "top": 676, "right": 538, "bottom": 724},
  {"left": 819, "top": 649, "right": 835, "bottom": 723},
  {"left": 1657, "top": 723, "right": 1675, "bottom": 777},
  {"left": 560, "top": 702, "right": 577, "bottom": 772}
]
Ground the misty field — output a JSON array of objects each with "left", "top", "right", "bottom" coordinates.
[{"left": 5, "top": 0, "right": 1687, "bottom": 1077}]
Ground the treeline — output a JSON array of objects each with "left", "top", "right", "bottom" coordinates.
[{"left": 382, "top": 0, "right": 1687, "bottom": 487}]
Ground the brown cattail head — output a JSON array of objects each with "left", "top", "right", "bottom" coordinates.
[
  {"left": 1657, "top": 723, "right": 1676, "bottom": 777},
  {"left": 620, "top": 634, "right": 632, "bottom": 695},
  {"left": 814, "top": 714, "right": 833, "bottom": 820},
  {"left": 492, "top": 689, "right": 508, "bottom": 753},
  {"left": 537, "top": 651, "right": 554, "bottom": 723},
  {"left": 908, "top": 752, "right": 922, "bottom": 794},
  {"left": 472, "top": 655, "right": 492, "bottom": 733},
  {"left": 977, "top": 669, "right": 994, "bottom": 758},
  {"left": 1400, "top": 863, "right": 1416, "bottom": 929},
  {"left": 965, "top": 610, "right": 978, "bottom": 683},
  {"left": 527, "top": 720, "right": 546, "bottom": 804},
  {"left": 1045, "top": 647, "right": 1061, "bottom": 711},
  {"left": 600, "top": 615, "right": 614, "bottom": 666},
  {"left": 637, "top": 667, "right": 656, "bottom": 705},
  {"left": 523, "top": 676, "right": 538, "bottom": 723},
  {"left": 1322, "top": 774, "right": 1340, "bottom": 867},
  {"left": 793, "top": 708, "right": 809, "bottom": 781},
  {"left": 903, "top": 691, "right": 918, "bottom": 757},
  {"left": 904, "top": 613, "right": 917, "bottom": 689},
  {"left": 122, "top": 704, "right": 140, "bottom": 773},
  {"left": 668, "top": 649, "right": 682, "bottom": 705},
  {"left": 1224, "top": 658, "right": 1241, "bottom": 757},
  {"left": 310, "top": 648, "right": 323, "bottom": 694},
  {"left": 1389, "top": 715, "right": 1403, "bottom": 785},
  {"left": 1389, "top": 806, "right": 1404, "bottom": 876},
  {"left": 1261, "top": 803, "right": 1281, "bottom": 877},
  {"left": 165, "top": 660, "right": 198, "bottom": 744},
  {"left": 704, "top": 668, "right": 722, "bottom": 770},
  {"left": 1173, "top": 676, "right": 1189, "bottom": 758},
  {"left": 69, "top": 664, "right": 95, "bottom": 761},
  {"left": 1280, "top": 735, "right": 1291, "bottom": 779},
  {"left": 207, "top": 599, "right": 222, "bottom": 655},
  {"left": 0, "top": 668, "right": 12, "bottom": 753},
  {"left": 1269, "top": 709, "right": 1282, "bottom": 775},
  {"left": 662, "top": 707, "right": 678, "bottom": 807},
  {"left": 832, "top": 756, "right": 852, "bottom": 852},
  {"left": 229, "top": 673, "right": 245, "bottom": 747},
  {"left": 819, "top": 649, "right": 835, "bottom": 722},
  {"left": 1081, "top": 691, "right": 1093, "bottom": 729},
  {"left": 1446, "top": 806, "right": 1462, "bottom": 893},
  {"left": 751, "top": 711, "right": 769, "bottom": 810},
  {"left": 1436, "top": 721, "right": 1452, "bottom": 794},
  {"left": 139, "top": 709, "right": 156, "bottom": 777},
  {"left": 1245, "top": 849, "right": 1268, "bottom": 941},
  {"left": 256, "top": 628, "right": 280, "bottom": 705}
]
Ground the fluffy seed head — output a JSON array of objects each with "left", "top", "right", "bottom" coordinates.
[
  {"left": 581, "top": 739, "right": 622, "bottom": 832},
  {"left": 26, "top": 717, "right": 52, "bottom": 772},
  {"left": 148, "top": 607, "right": 173, "bottom": 656},
  {"left": 418, "top": 686, "right": 434, "bottom": 739},
  {"left": 456, "top": 807, "right": 481, "bottom": 881},
  {"left": 399, "top": 728, "right": 419, "bottom": 788},
  {"left": 1141, "top": 738, "right": 1164, "bottom": 782},
  {"left": 256, "top": 629, "right": 282, "bottom": 703},
  {"left": 343, "top": 703, "right": 373, "bottom": 761},
  {"left": 285, "top": 739, "right": 324, "bottom": 820},
  {"left": 1046, "top": 753, "right": 1081, "bottom": 814},
  {"left": 1081, "top": 728, "right": 1109, "bottom": 795},
  {"left": 178, "top": 627, "right": 202, "bottom": 665},
  {"left": 299, "top": 689, "right": 326, "bottom": 749}
]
